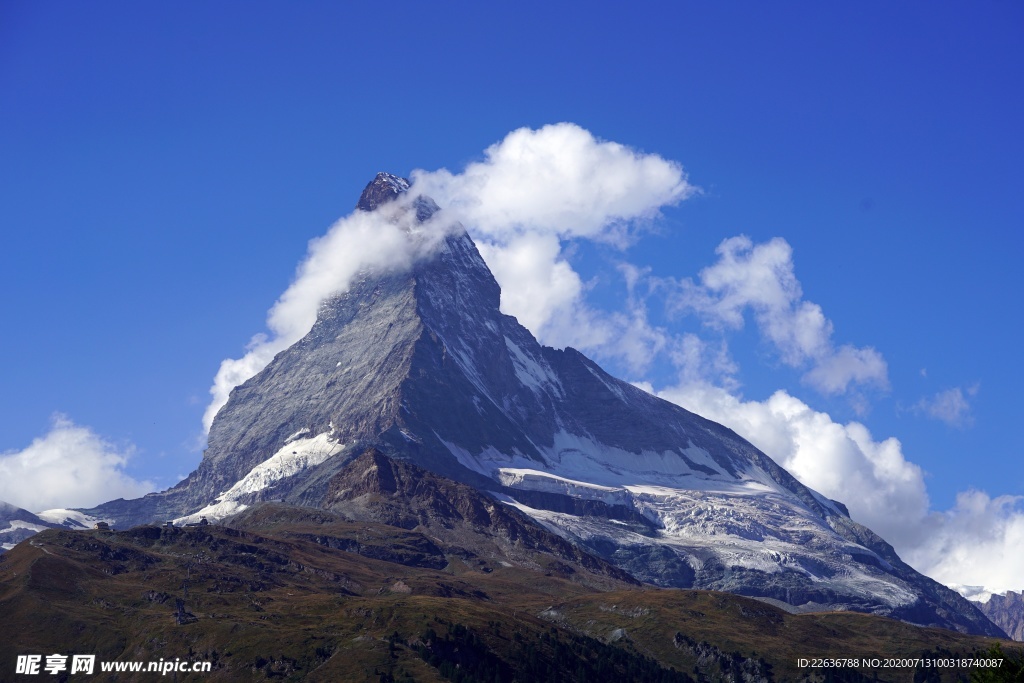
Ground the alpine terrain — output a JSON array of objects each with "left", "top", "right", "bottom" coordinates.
[
  {"left": 0, "top": 502, "right": 55, "bottom": 552},
  {"left": 975, "top": 591, "right": 1024, "bottom": 641},
  {"left": 21, "top": 173, "right": 1005, "bottom": 638}
]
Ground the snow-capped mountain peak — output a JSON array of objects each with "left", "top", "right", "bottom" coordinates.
[{"left": 62, "top": 174, "right": 1005, "bottom": 637}]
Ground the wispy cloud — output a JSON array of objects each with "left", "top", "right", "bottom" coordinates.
[
  {"left": 0, "top": 414, "right": 153, "bottom": 512},
  {"left": 914, "top": 385, "right": 979, "bottom": 428},
  {"left": 669, "top": 235, "right": 888, "bottom": 399}
]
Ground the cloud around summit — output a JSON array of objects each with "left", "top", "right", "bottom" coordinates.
[
  {"left": 410, "top": 123, "right": 694, "bottom": 242},
  {"left": 204, "top": 123, "right": 697, "bottom": 429}
]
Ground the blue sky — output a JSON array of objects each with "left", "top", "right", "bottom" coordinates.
[{"left": 1, "top": 2, "right": 1021, "bottom": 591}]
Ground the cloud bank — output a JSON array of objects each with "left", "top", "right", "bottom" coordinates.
[
  {"left": 658, "top": 382, "right": 1023, "bottom": 594},
  {"left": 0, "top": 415, "right": 153, "bottom": 512}
]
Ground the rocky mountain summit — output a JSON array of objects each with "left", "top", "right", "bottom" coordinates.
[{"left": 53, "top": 173, "right": 1004, "bottom": 637}]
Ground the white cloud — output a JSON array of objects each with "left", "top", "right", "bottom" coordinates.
[
  {"left": 909, "top": 490, "right": 1024, "bottom": 594},
  {"left": 0, "top": 415, "right": 153, "bottom": 512},
  {"left": 658, "top": 382, "right": 1023, "bottom": 594},
  {"left": 914, "top": 385, "right": 978, "bottom": 428},
  {"left": 803, "top": 344, "right": 889, "bottom": 396},
  {"left": 204, "top": 124, "right": 696, "bottom": 431},
  {"left": 475, "top": 233, "right": 592, "bottom": 346},
  {"left": 671, "top": 235, "right": 888, "bottom": 396},
  {"left": 411, "top": 122, "right": 694, "bottom": 243},
  {"left": 667, "top": 334, "right": 740, "bottom": 389}
]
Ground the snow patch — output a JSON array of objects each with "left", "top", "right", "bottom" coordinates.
[
  {"left": 35, "top": 509, "right": 102, "bottom": 529},
  {"left": 3, "top": 519, "right": 49, "bottom": 534},
  {"left": 437, "top": 435, "right": 541, "bottom": 478},
  {"left": 378, "top": 173, "right": 410, "bottom": 194},
  {"left": 224, "top": 431, "right": 343, "bottom": 499},
  {"left": 505, "top": 336, "right": 563, "bottom": 397},
  {"left": 175, "top": 432, "right": 343, "bottom": 524},
  {"left": 174, "top": 500, "right": 248, "bottom": 526},
  {"left": 499, "top": 468, "right": 632, "bottom": 507},
  {"left": 543, "top": 430, "right": 748, "bottom": 490},
  {"left": 284, "top": 428, "right": 311, "bottom": 444}
]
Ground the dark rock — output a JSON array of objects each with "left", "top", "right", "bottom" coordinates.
[{"left": 356, "top": 172, "right": 410, "bottom": 212}]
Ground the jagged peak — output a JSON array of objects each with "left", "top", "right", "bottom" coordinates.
[
  {"left": 355, "top": 172, "right": 442, "bottom": 224},
  {"left": 356, "top": 172, "right": 411, "bottom": 212}
]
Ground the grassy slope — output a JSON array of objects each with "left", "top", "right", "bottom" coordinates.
[{"left": 0, "top": 518, "right": 1018, "bottom": 682}]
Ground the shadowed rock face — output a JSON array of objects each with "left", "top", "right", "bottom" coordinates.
[
  {"left": 356, "top": 172, "right": 410, "bottom": 212},
  {"left": 977, "top": 592, "right": 1024, "bottom": 641},
  {"left": 75, "top": 174, "right": 1005, "bottom": 637},
  {"left": 320, "top": 447, "right": 638, "bottom": 585}
]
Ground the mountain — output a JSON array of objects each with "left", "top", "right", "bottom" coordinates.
[
  {"left": 975, "top": 592, "right": 1024, "bottom": 641},
  {"left": 66, "top": 172, "right": 1002, "bottom": 637},
  {"left": 0, "top": 501, "right": 56, "bottom": 551},
  {"left": 1, "top": 500, "right": 104, "bottom": 552}
]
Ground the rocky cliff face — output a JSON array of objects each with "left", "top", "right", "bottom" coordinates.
[
  {"left": 320, "top": 447, "right": 637, "bottom": 586},
  {"left": 77, "top": 173, "right": 1003, "bottom": 637},
  {"left": 976, "top": 592, "right": 1024, "bottom": 641}
]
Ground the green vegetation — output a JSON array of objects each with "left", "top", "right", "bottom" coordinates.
[
  {"left": 0, "top": 508, "right": 1019, "bottom": 682},
  {"left": 408, "top": 619, "right": 692, "bottom": 683},
  {"left": 972, "top": 643, "right": 1024, "bottom": 682}
]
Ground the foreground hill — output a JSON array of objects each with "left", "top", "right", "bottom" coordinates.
[{"left": 1, "top": 502, "right": 1017, "bottom": 683}]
